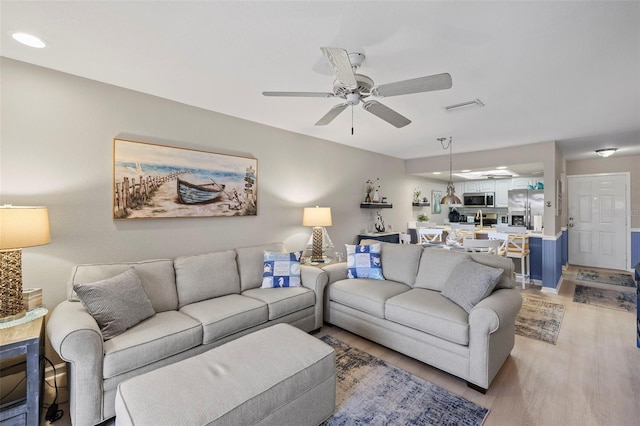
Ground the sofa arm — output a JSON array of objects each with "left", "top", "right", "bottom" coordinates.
[
  {"left": 300, "top": 265, "right": 329, "bottom": 330},
  {"left": 467, "top": 288, "right": 522, "bottom": 389},
  {"left": 470, "top": 287, "right": 523, "bottom": 333},
  {"left": 322, "top": 262, "right": 348, "bottom": 285},
  {"left": 46, "top": 300, "right": 106, "bottom": 426}
]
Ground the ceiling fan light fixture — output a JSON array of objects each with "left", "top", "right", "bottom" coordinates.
[
  {"left": 595, "top": 148, "right": 617, "bottom": 157},
  {"left": 444, "top": 98, "right": 484, "bottom": 112}
]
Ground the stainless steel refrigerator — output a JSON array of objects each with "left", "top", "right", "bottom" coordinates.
[{"left": 508, "top": 189, "right": 544, "bottom": 230}]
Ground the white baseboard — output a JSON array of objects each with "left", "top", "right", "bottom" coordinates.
[{"left": 541, "top": 276, "right": 562, "bottom": 294}]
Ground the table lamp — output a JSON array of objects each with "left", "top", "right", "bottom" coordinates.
[
  {"left": 303, "top": 206, "right": 332, "bottom": 262},
  {"left": 0, "top": 205, "right": 50, "bottom": 322}
]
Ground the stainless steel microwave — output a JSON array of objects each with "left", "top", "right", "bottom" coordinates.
[{"left": 463, "top": 192, "right": 495, "bottom": 207}]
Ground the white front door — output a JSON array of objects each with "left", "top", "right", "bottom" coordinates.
[{"left": 567, "top": 173, "right": 628, "bottom": 270}]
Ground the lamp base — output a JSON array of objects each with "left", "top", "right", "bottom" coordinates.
[
  {"left": 311, "top": 227, "right": 324, "bottom": 262},
  {"left": 1, "top": 249, "right": 26, "bottom": 320}
]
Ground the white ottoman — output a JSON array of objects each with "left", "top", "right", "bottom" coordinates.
[{"left": 115, "top": 323, "right": 335, "bottom": 426}]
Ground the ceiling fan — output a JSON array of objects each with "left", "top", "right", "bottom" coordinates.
[{"left": 262, "top": 47, "right": 453, "bottom": 129}]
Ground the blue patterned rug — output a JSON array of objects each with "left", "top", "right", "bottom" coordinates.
[
  {"left": 573, "top": 284, "right": 637, "bottom": 312},
  {"left": 320, "top": 336, "right": 489, "bottom": 426},
  {"left": 576, "top": 269, "right": 636, "bottom": 288},
  {"left": 516, "top": 294, "right": 565, "bottom": 344}
]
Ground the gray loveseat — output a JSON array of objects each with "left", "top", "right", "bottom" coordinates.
[
  {"left": 46, "top": 242, "right": 328, "bottom": 426},
  {"left": 322, "top": 241, "right": 522, "bottom": 392}
]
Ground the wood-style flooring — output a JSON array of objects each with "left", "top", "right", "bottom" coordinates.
[{"left": 44, "top": 265, "right": 640, "bottom": 426}]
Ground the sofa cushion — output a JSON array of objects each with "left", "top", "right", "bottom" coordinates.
[
  {"left": 329, "top": 279, "right": 410, "bottom": 318},
  {"left": 378, "top": 242, "right": 423, "bottom": 286},
  {"left": 414, "top": 249, "right": 470, "bottom": 291},
  {"left": 385, "top": 288, "right": 470, "bottom": 346},
  {"left": 179, "top": 294, "right": 268, "bottom": 344},
  {"left": 261, "top": 251, "right": 302, "bottom": 288},
  {"left": 73, "top": 267, "right": 156, "bottom": 340},
  {"left": 468, "top": 253, "right": 514, "bottom": 289},
  {"left": 103, "top": 311, "right": 202, "bottom": 378},
  {"left": 236, "top": 242, "right": 287, "bottom": 291},
  {"left": 441, "top": 260, "right": 503, "bottom": 313},
  {"left": 346, "top": 243, "right": 383, "bottom": 280},
  {"left": 174, "top": 250, "right": 240, "bottom": 308},
  {"left": 69, "top": 259, "right": 178, "bottom": 312},
  {"left": 243, "top": 287, "right": 315, "bottom": 320}
]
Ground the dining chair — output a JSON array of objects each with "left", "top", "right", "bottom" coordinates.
[
  {"left": 463, "top": 238, "right": 502, "bottom": 255},
  {"left": 505, "top": 233, "right": 530, "bottom": 289},
  {"left": 487, "top": 232, "right": 509, "bottom": 257},
  {"left": 417, "top": 228, "right": 444, "bottom": 244},
  {"left": 450, "top": 224, "right": 476, "bottom": 242}
]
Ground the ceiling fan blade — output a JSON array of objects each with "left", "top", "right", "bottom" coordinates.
[
  {"left": 320, "top": 47, "right": 357, "bottom": 89},
  {"left": 262, "top": 91, "right": 334, "bottom": 98},
  {"left": 362, "top": 100, "right": 411, "bottom": 128},
  {"left": 373, "top": 73, "right": 453, "bottom": 97},
  {"left": 315, "top": 104, "right": 348, "bottom": 126}
]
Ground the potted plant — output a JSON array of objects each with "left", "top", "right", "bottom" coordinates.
[{"left": 417, "top": 213, "right": 429, "bottom": 225}]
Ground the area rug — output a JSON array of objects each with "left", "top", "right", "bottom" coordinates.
[
  {"left": 515, "top": 293, "right": 565, "bottom": 344},
  {"left": 576, "top": 269, "right": 636, "bottom": 288},
  {"left": 573, "top": 284, "right": 637, "bottom": 312},
  {"left": 320, "top": 335, "right": 489, "bottom": 426}
]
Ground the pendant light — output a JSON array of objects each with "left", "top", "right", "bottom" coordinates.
[{"left": 438, "top": 137, "right": 462, "bottom": 206}]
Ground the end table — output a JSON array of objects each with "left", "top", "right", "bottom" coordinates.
[{"left": 0, "top": 316, "right": 44, "bottom": 426}]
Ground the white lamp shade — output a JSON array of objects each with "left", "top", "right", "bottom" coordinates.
[
  {"left": 302, "top": 207, "right": 332, "bottom": 227},
  {"left": 0, "top": 206, "right": 51, "bottom": 250}
]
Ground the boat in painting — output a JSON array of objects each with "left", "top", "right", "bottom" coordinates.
[{"left": 177, "top": 178, "right": 225, "bottom": 205}]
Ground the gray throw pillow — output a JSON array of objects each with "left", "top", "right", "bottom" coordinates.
[
  {"left": 440, "top": 260, "right": 503, "bottom": 313},
  {"left": 73, "top": 267, "right": 155, "bottom": 340}
]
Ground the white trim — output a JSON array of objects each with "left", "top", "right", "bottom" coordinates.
[
  {"left": 631, "top": 228, "right": 640, "bottom": 233},
  {"left": 541, "top": 276, "right": 561, "bottom": 294},
  {"left": 542, "top": 232, "right": 562, "bottom": 241}
]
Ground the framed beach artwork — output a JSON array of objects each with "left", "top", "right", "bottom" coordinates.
[
  {"left": 113, "top": 138, "right": 257, "bottom": 219},
  {"left": 431, "top": 190, "right": 442, "bottom": 214}
]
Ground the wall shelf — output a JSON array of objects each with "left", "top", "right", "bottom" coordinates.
[
  {"left": 360, "top": 202, "right": 392, "bottom": 209},
  {"left": 412, "top": 202, "right": 430, "bottom": 207}
]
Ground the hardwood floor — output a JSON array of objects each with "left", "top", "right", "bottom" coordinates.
[{"left": 43, "top": 265, "right": 639, "bottom": 425}]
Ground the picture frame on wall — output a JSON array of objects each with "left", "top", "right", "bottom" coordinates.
[
  {"left": 113, "top": 138, "right": 257, "bottom": 219},
  {"left": 431, "top": 190, "right": 442, "bottom": 214},
  {"left": 556, "top": 179, "right": 562, "bottom": 217}
]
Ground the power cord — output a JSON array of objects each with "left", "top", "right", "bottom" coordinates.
[{"left": 43, "top": 357, "right": 63, "bottom": 423}]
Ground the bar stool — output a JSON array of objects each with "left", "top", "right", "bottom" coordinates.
[{"left": 506, "top": 233, "right": 530, "bottom": 289}]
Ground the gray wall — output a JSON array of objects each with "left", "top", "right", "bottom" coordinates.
[{"left": 0, "top": 58, "right": 445, "bottom": 311}]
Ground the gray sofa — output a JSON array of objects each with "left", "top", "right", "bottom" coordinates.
[
  {"left": 322, "top": 241, "right": 522, "bottom": 392},
  {"left": 46, "top": 242, "right": 328, "bottom": 426}
]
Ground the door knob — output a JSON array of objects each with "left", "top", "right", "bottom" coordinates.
[{"left": 569, "top": 223, "right": 574, "bottom": 227}]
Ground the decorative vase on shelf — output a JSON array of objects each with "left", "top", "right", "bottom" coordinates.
[
  {"left": 365, "top": 192, "right": 371, "bottom": 203},
  {"left": 372, "top": 189, "right": 380, "bottom": 203}
]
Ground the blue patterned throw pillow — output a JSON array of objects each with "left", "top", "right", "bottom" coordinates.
[
  {"left": 346, "top": 243, "right": 384, "bottom": 280},
  {"left": 262, "top": 251, "right": 302, "bottom": 288}
]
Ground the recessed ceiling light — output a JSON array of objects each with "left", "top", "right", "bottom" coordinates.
[
  {"left": 461, "top": 169, "right": 471, "bottom": 173},
  {"left": 496, "top": 166, "right": 507, "bottom": 169},
  {"left": 595, "top": 148, "right": 617, "bottom": 157},
  {"left": 433, "top": 172, "right": 441, "bottom": 175},
  {"left": 11, "top": 32, "right": 46, "bottom": 48}
]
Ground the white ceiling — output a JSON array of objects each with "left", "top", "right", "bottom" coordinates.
[{"left": 1, "top": 1, "right": 639, "bottom": 165}]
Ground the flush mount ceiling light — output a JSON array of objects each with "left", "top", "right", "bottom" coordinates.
[
  {"left": 595, "top": 148, "right": 617, "bottom": 157},
  {"left": 444, "top": 98, "right": 484, "bottom": 112},
  {"left": 11, "top": 32, "right": 46, "bottom": 48}
]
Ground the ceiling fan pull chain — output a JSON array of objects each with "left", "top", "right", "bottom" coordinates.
[{"left": 351, "top": 105, "right": 354, "bottom": 135}]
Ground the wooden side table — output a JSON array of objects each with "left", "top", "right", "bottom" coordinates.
[{"left": 0, "top": 316, "right": 44, "bottom": 426}]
